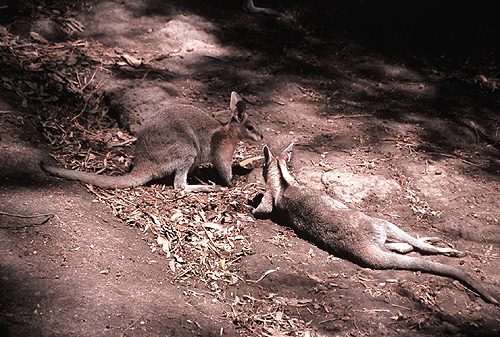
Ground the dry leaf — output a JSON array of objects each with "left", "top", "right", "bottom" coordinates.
[
  {"left": 239, "top": 156, "right": 264, "bottom": 169},
  {"left": 204, "top": 222, "right": 222, "bottom": 230},
  {"left": 168, "top": 259, "right": 176, "bottom": 272},
  {"left": 171, "top": 210, "right": 183, "bottom": 222},
  {"left": 121, "top": 54, "right": 142, "bottom": 67},
  {"left": 26, "top": 62, "right": 42, "bottom": 71},
  {"left": 157, "top": 235, "right": 171, "bottom": 256},
  {"left": 29, "top": 31, "right": 49, "bottom": 44},
  {"left": 282, "top": 298, "right": 312, "bottom": 307}
]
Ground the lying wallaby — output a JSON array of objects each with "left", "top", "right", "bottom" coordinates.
[
  {"left": 41, "top": 92, "right": 263, "bottom": 192},
  {"left": 252, "top": 144, "right": 499, "bottom": 305}
]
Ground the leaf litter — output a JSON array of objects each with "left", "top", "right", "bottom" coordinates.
[
  {"left": 4, "top": 4, "right": 499, "bottom": 335},
  {"left": 2, "top": 26, "right": 320, "bottom": 335}
]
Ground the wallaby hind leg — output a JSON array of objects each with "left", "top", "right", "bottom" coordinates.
[
  {"left": 243, "top": 0, "right": 278, "bottom": 15},
  {"left": 380, "top": 219, "right": 465, "bottom": 257},
  {"left": 173, "top": 163, "right": 220, "bottom": 193},
  {"left": 385, "top": 238, "right": 463, "bottom": 256},
  {"left": 414, "top": 237, "right": 466, "bottom": 257},
  {"left": 385, "top": 242, "right": 414, "bottom": 254}
]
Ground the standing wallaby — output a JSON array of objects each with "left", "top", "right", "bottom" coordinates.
[
  {"left": 41, "top": 92, "right": 263, "bottom": 192},
  {"left": 252, "top": 144, "right": 499, "bottom": 305}
]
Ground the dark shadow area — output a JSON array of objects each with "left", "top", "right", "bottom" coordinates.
[
  {"left": 0, "top": 162, "right": 52, "bottom": 188},
  {"left": 0, "top": 264, "right": 44, "bottom": 337},
  {"left": 2, "top": 0, "right": 499, "bottom": 163},
  {"left": 46, "top": 163, "right": 256, "bottom": 189},
  {"left": 149, "top": 164, "right": 252, "bottom": 187},
  {"left": 131, "top": 0, "right": 500, "bottom": 159},
  {"left": 112, "top": 66, "right": 176, "bottom": 82}
]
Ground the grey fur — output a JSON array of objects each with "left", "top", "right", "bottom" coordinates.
[
  {"left": 41, "top": 92, "right": 263, "bottom": 192},
  {"left": 253, "top": 144, "right": 498, "bottom": 305}
]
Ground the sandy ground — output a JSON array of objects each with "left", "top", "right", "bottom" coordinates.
[{"left": 1, "top": 0, "right": 500, "bottom": 336}]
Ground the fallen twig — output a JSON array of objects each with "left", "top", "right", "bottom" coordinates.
[
  {"left": 0, "top": 211, "right": 55, "bottom": 218},
  {"left": 425, "top": 152, "right": 480, "bottom": 167},
  {"left": 327, "top": 114, "right": 374, "bottom": 119},
  {"left": 111, "top": 138, "right": 137, "bottom": 147},
  {"left": 247, "top": 269, "right": 278, "bottom": 283},
  {"left": 0, "top": 212, "right": 55, "bottom": 229}
]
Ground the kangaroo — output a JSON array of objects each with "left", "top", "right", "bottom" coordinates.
[
  {"left": 252, "top": 143, "right": 499, "bottom": 305},
  {"left": 41, "top": 92, "right": 263, "bottom": 192}
]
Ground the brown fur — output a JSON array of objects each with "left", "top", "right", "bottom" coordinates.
[
  {"left": 41, "top": 92, "right": 263, "bottom": 192},
  {"left": 253, "top": 144, "right": 499, "bottom": 305}
]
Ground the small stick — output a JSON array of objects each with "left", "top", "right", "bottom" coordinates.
[
  {"left": 425, "top": 152, "right": 480, "bottom": 167},
  {"left": 327, "top": 114, "right": 374, "bottom": 119},
  {"left": 111, "top": 138, "right": 137, "bottom": 147},
  {"left": 0, "top": 211, "right": 54, "bottom": 218},
  {"left": 0, "top": 212, "right": 55, "bottom": 229},
  {"left": 246, "top": 269, "right": 278, "bottom": 283}
]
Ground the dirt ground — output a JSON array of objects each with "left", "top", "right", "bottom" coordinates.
[{"left": 1, "top": 0, "right": 500, "bottom": 336}]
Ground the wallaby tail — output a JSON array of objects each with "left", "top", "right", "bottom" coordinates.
[
  {"left": 40, "top": 161, "right": 150, "bottom": 189},
  {"left": 357, "top": 245, "right": 499, "bottom": 305}
]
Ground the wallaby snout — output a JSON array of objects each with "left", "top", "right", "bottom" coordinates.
[{"left": 241, "top": 119, "right": 263, "bottom": 141}]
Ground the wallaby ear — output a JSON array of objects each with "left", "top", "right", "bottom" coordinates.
[
  {"left": 263, "top": 145, "right": 273, "bottom": 167},
  {"left": 279, "top": 142, "right": 294, "bottom": 163},
  {"left": 283, "top": 142, "right": 294, "bottom": 162},
  {"left": 230, "top": 91, "right": 246, "bottom": 122},
  {"left": 277, "top": 143, "right": 296, "bottom": 186},
  {"left": 212, "top": 109, "right": 232, "bottom": 125}
]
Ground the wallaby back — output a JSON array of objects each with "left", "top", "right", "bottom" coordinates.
[
  {"left": 41, "top": 92, "right": 263, "bottom": 191},
  {"left": 253, "top": 144, "right": 498, "bottom": 305}
]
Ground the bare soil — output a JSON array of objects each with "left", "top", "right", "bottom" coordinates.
[{"left": 1, "top": 1, "right": 500, "bottom": 336}]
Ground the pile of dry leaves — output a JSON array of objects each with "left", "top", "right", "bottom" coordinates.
[
  {"left": 2, "top": 13, "right": 260, "bottom": 290},
  {"left": 0, "top": 9, "right": 325, "bottom": 335},
  {"left": 88, "top": 182, "right": 259, "bottom": 292}
]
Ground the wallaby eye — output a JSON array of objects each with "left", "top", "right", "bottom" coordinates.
[{"left": 247, "top": 125, "right": 254, "bottom": 131}]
